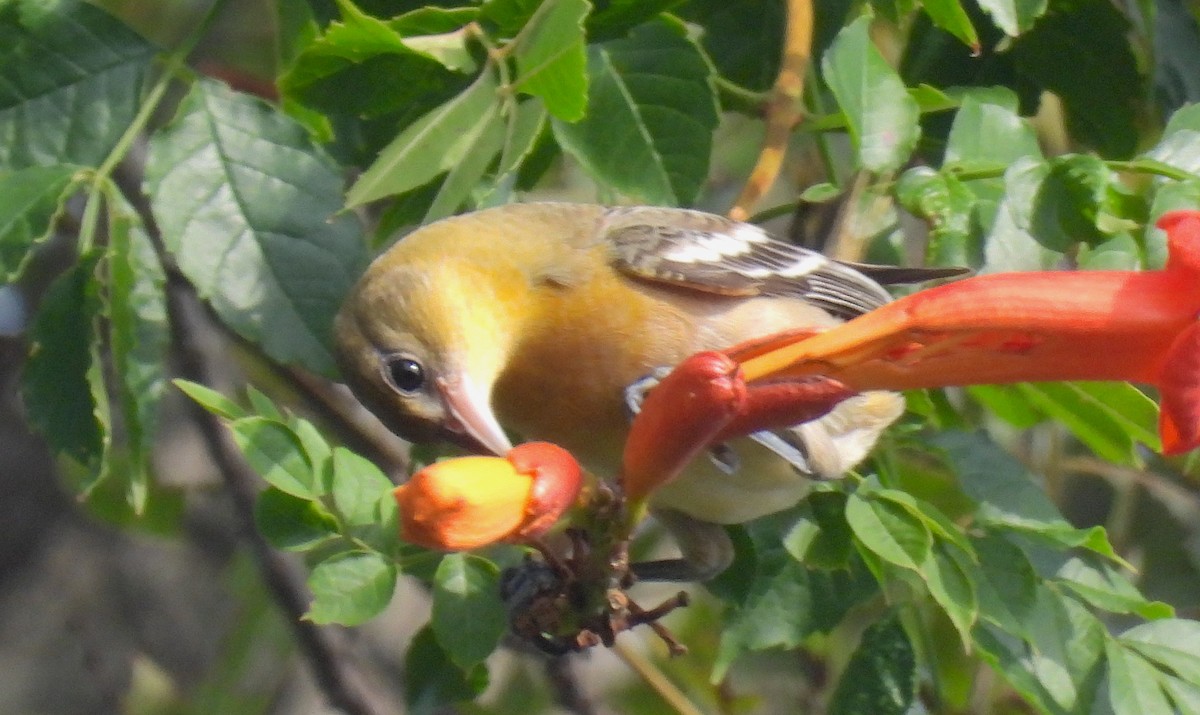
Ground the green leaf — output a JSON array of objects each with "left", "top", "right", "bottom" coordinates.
[
  {"left": 512, "top": 0, "right": 589, "bottom": 121},
  {"left": 821, "top": 14, "right": 920, "bottom": 173},
  {"left": 981, "top": 157, "right": 1063, "bottom": 272},
  {"left": 1015, "top": 381, "right": 1161, "bottom": 462},
  {"left": 894, "top": 167, "right": 976, "bottom": 265},
  {"left": 173, "top": 379, "right": 246, "bottom": 420},
  {"left": 279, "top": 2, "right": 472, "bottom": 119},
  {"left": 974, "top": 586, "right": 1107, "bottom": 714},
  {"left": 229, "top": 417, "right": 317, "bottom": 499},
  {"left": 105, "top": 201, "right": 170, "bottom": 511},
  {"left": 1055, "top": 555, "right": 1173, "bottom": 620},
  {"left": 330, "top": 447, "right": 394, "bottom": 527},
  {"left": 255, "top": 486, "right": 339, "bottom": 551},
  {"left": 0, "top": 0, "right": 156, "bottom": 170},
  {"left": 921, "top": 542, "right": 978, "bottom": 648},
  {"left": 966, "top": 385, "right": 1044, "bottom": 428},
  {"left": 921, "top": 0, "right": 979, "bottom": 51},
  {"left": 828, "top": 613, "right": 916, "bottom": 715},
  {"left": 970, "top": 533, "right": 1038, "bottom": 637},
  {"left": 552, "top": 18, "right": 719, "bottom": 205},
  {"left": 0, "top": 164, "right": 79, "bottom": 281},
  {"left": 676, "top": 0, "right": 783, "bottom": 92},
  {"left": 346, "top": 71, "right": 501, "bottom": 206},
  {"left": 146, "top": 79, "right": 367, "bottom": 376},
  {"left": 846, "top": 491, "right": 932, "bottom": 571},
  {"left": 587, "top": 0, "right": 685, "bottom": 40},
  {"left": 405, "top": 626, "right": 489, "bottom": 711},
  {"left": 944, "top": 90, "right": 1040, "bottom": 169},
  {"left": 713, "top": 524, "right": 877, "bottom": 681},
  {"left": 1105, "top": 639, "right": 1178, "bottom": 715},
  {"left": 1144, "top": 105, "right": 1200, "bottom": 175},
  {"left": 422, "top": 106, "right": 506, "bottom": 222},
  {"left": 1030, "top": 154, "right": 1114, "bottom": 250},
  {"left": 1120, "top": 620, "right": 1200, "bottom": 685},
  {"left": 431, "top": 554, "right": 508, "bottom": 670},
  {"left": 931, "top": 431, "right": 1064, "bottom": 527},
  {"left": 306, "top": 551, "right": 397, "bottom": 626},
  {"left": 496, "top": 100, "right": 548, "bottom": 178},
  {"left": 976, "top": 0, "right": 1047, "bottom": 36},
  {"left": 21, "top": 252, "right": 105, "bottom": 474},
  {"left": 1011, "top": 0, "right": 1142, "bottom": 158},
  {"left": 782, "top": 491, "right": 854, "bottom": 569}
]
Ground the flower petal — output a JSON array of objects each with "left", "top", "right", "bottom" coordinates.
[
  {"left": 1158, "top": 321, "right": 1200, "bottom": 455},
  {"left": 507, "top": 442, "right": 584, "bottom": 541},
  {"left": 396, "top": 456, "right": 532, "bottom": 551},
  {"left": 622, "top": 352, "right": 746, "bottom": 501}
]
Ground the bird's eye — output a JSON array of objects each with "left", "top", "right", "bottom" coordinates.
[{"left": 384, "top": 355, "right": 425, "bottom": 393}]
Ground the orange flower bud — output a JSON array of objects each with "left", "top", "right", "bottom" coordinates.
[{"left": 395, "top": 442, "right": 583, "bottom": 551}]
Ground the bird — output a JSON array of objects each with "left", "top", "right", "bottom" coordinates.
[{"left": 335, "top": 203, "right": 959, "bottom": 579}]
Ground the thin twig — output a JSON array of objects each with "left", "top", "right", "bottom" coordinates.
[
  {"left": 612, "top": 640, "right": 705, "bottom": 715},
  {"left": 115, "top": 163, "right": 399, "bottom": 715},
  {"left": 728, "top": 0, "right": 814, "bottom": 222}
]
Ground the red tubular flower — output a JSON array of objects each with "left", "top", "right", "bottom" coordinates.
[
  {"left": 621, "top": 351, "right": 853, "bottom": 501},
  {"left": 396, "top": 442, "right": 583, "bottom": 551},
  {"left": 735, "top": 210, "right": 1200, "bottom": 454}
]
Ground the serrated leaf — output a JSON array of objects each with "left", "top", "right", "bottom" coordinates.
[
  {"left": 431, "top": 554, "right": 507, "bottom": 670},
  {"left": 146, "top": 79, "right": 367, "bottom": 376},
  {"left": 21, "top": 252, "right": 105, "bottom": 473},
  {"left": 713, "top": 531, "right": 877, "bottom": 681},
  {"left": 552, "top": 18, "right": 718, "bottom": 205},
  {"left": 330, "top": 447, "right": 394, "bottom": 528},
  {"left": 1015, "top": 381, "right": 1161, "bottom": 463},
  {"left": 828, "top": 613, "right": 916, "bottom": 715},
  {"left": 822, "top": 14, "right": 920, "bottom": 173},
  {"left": 105, "top": 201, "right": 169, "bottom": 511},
  {"left": 0, "top": 0, "right": 156, "bottom": 170},
  {"left": 255, "top": 486, "right": 339, "bottom": 551},
  {"left": 173, "top": 379, "right": 246, "bottom": 420},
  {"left": 306, "top": 551, "right": 396, "bottom": 626},
  {"left": 229, "top": 417, "right": 317, "bottom": 499},
  {"left": 1105, "top": 640, "right": 1178, "bottom": 715},
  {"left": 587, "top": 0, "right": 684, "bottom": 40},
  {"left": 974, "top": 585, "right": 1107, "bottom": 714},
  {"left": 512, "top": 0, "right": 589, "bottom": 121},
  {"left": 0, "top": 164, "right": 79, "bottom": 280},
  {"left": 1055, "top": 555, "right": 1173, "bottom": 620},
  {"left": 346, "top": 71, "right": 501, "bottom": 206},
  {"left": 846, "top": 491, "right": 932, "bottom": 571},
  {"left": 279, "top": 2, "right": 472, "bottom": 119},
  {"left": 1120, "top": 620, "right": 1200, "bottom": 684}
]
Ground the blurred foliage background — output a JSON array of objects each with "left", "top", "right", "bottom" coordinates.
[{"left": 3, "top": 0, "right": 1200, "bottom": 713}]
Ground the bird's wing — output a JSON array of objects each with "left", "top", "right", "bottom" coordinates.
[{"left": 602, "top": 206, "right": 894, "bottom": 320}]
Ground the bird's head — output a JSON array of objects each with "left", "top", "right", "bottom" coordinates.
[{"left": 335, "top": 254, "right": 519, "bottom": 457}]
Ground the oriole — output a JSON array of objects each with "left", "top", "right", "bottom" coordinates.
[{"left": 335, "top": 203, "right": 954, "bottom": 578}]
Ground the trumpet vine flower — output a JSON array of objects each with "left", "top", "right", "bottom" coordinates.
[
  {"left": 734, "top": 210, "right": 1200, "bottom": 454},
  {"left": 395, "top": 442, "right": 582, "bottom": 551}
]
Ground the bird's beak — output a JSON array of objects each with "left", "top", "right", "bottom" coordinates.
[{"left": 436, "top": 373, "right": 514, "bottom": 456}]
